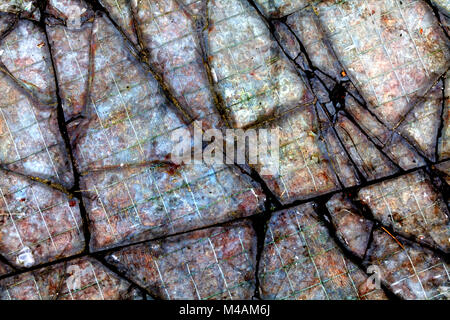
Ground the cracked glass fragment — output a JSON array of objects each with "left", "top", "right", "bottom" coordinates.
[
  {"left": 367, "top": 228, "right": 449, "bottom": 300},
  {"left": 325, "top": 194, "right": 450, "bottom": 300},
  {"left": 258, "top": 203, "right": 387, "bottom": 300},
  {"left": 286, "top": 6, "right": 345, "bottom": 81},
  {"left": 47, "top": 0, "right": 92, "bottom": 27},
  {"left": 326, "top": 193, "right": 373, "bottom": 259},
  {"left": 335, "top": 112, "right": 399, "bottom": 180},
  {"left": 398, "top": 80, "right": 444, "bottom": 162},
  {"left": 1, "top": 20, "right": 57, "bottom": 106},
  {"left": 207, "top": 0, "right": 313, "bottom": 129},
  {"left": 0, "top": 257, "right": 143, "bottom": 300},
  {"left": 104, "top": 220, "right": 256, "bottom": 300},
  {"left": 45, "top": 0, "right": 94, "bottom": 121},
  {"left": 83, "top": 163, "right": 264, "bottom": 251},
  {"left": 273, "top": 21, "right": 301, "bottom": 62},
  {"left": 345, "top": 95, "right": 426, "bottom": 170},
  {"left": 315, "top": 0, "right": 450, "bottom": 128},
  {"left": 132, "top": 0, "right": 223, "bottom": 129},
  {"left": 0, "top": 20, "right": 74, "bottom": 187},
  {"left": 358, "top": 170, "right": 450, "bottom": 252},
  {"left": 100, "top": 0, "right": 138, "bottom": 45},
  {"left": 256, "top": 105, "right": 358, "bottom": 204},
  {"left": 0, "top": 170, "right": 84, "bottom": 268}
]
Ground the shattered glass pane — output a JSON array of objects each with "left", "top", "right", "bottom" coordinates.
[{"left": 0, "top": 0, "right": 449, "bottom": 300}]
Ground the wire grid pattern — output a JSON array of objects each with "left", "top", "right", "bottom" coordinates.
[
  {"left": 358, "top": 170, "right": 450, "bottom": 249},
  {"left": 316, "top": 0, "right": 449, "bottom": 124},
  {"left": 369, "top": 230, "right": 450, "bottom": 300},
  {"left": 109, "top": 222, "right": 256, "bottom": 300},
  {"left": 259, "top": 203, "right": 384, "bottom": 300},
  {"left": 208, "top": 0, "right": 313, "bottom": 128},
  {"left": 75, "top": 16, "right": 262, "bottom": 249},
  {"left": 0, "top": 173, "right": 84, "bottom": 266},
  {"left": 1, "top": 258, "right": 134, "bottom": 300}
]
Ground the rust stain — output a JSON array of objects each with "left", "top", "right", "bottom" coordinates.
[{"left": 381, "top": 226, "right": 405, "bottom": 250}]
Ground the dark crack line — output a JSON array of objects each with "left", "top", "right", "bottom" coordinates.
[
  {"left": 175, "top": 0, "right": 234, "bottom": 128},
  {"left": 0, "top": 13, "right": 19, "bottom": 41},
  {"left": 243, "top": 166, "right": 281, "bottom": 299},
  {"left": 52, "top": 261, "right": 69, "bottom": 300},
  {"left": 316, "top": 103, "right": 368, "bottom": 184},
  {"left": 0, "top": 254, "right": 17, "bottom": 272},
  {"left": 337, "top": 110, "right": 404, "bottom": 174},
  {"left": 427, "top": 164, "right": 450, "bottom": 215},
  {"left": 435, "top": 76, "right": 447, "bottom": 161},
  {"left": 92, "top": 255, "right": 161, "bottom": 300},
  {"left": 362, "top": 226, "right": 375, "bottom": 263},
  {"left": 350, "top": 193, "right": 450, "bottom": 260},
  {"left": 0, "top": 166, "right": 75, "bottom": 198},
  {"left": 313, "top": 199, "right": 401, "bottom": 300},
  {"left": 0, "top": 59, "right": 56, "bottom": 111},
  {"left": 38, "top": 1, "right": 92, "bottom": 253},
  {"left": 0, "top": 252, "right": 85, "bottom": 281}
]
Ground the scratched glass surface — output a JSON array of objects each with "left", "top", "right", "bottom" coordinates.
[{"left": 0, "top": 0, "right": 448, "bottom": 300}]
